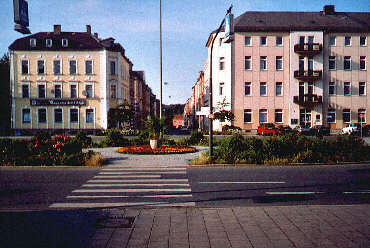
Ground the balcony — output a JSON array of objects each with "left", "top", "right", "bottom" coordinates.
[
  {"left": 294, "top": 70, "right": 322, "bottom": 81},
  {"left": 294, "top": 43, "right": 322, "bottom": 56},
  {"left": 293, "top": 94, "right": 323, "bottom": 108}
]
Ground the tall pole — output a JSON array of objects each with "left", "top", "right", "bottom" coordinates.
[
  {"left": 209, "top": 5, "right": 232, "bottom": 160},
  {"left": 159, "top": 0, "right": 163, "bottom": 120}
]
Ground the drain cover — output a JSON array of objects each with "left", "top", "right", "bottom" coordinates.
[{"left": 96, "top": 216, "right": 136, "bottom": 228}]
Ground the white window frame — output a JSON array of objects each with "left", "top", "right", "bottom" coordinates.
[
  {"left": 69, "top": 108, "right": 79, "bottom": 124},
  {"left": 69, "top": 59, "right": 77, "bottom": 75},
  {"left": 329, "top": 36, "right": 336, "bottom": 46},
  {"left": 85, "top": 60, "right": 93, "bottom": 75},
  {"left": 53, "top": 83, "right": 63, "bottom": 99},
  {"left": 329, "top": 56, "right": 336, "bottom": 70},
  {"left": 110, "top": 83, "right": 117, "bottom": 99},
  {"left": 345, "top": 36, "right": 351, "bottom": 46},
  {"left": 245, "top": 82, "right": 251, "bottom": 96},
  {"left": 46, "top": 39, "right": 52, "bottom": 47},
  {"left": 245, "top": 36, "right": 252, "bottom": 46},
  {"left": 344, "top": 56, "right": 351, "bottom": 70},
  {"left": 260, "top": 82, "right": 267, "bottom": 96},
  {"left": 37, "top": 59, "right": 45, "bottom": 74},
  {"left": 342, "top": 109, "right": 351, "bottom": 124},
  {"left": 275, "top": 82, "right": 283, "bottom": 96},
  {"left": 21, "top": 59, "right": 29, "bottom": 74},
  {"left": 275, "top": 109, "right": 283, "bottom": 123},
  {"left": 37, "top": 107, "right": 48, "bottom": 124},
  {"left": 85, "top": 108, "right": 95, "bottom": 124},
  {"left": 259, "top": 109, "right": 268, "bottom": 123},
  {"left": 358, "top": 109, "right": 366, "bottom": 123},
  {"left": 53, "top": 59, "right": 61, "bottom": 75},
  {"left": 219, "top": 57, "right": 225, "bottom": 71},
  {"left": 53, "top": 108, "right": 64, "bottom": 125},
  {"left": 329, "top": 82, "right": 336, "bottom": 96},
  {"left": 85, "top": 83, "right": 94, "bottom": 98},
  {"left": 327, "top": 109, "right": 336, "bottom": 123},
  {"left": 359, "top": 82, "right": 366, "bottom": 96},
  {"left": 62, "top": 38, "right": 68, "bottom": 47},
  {"left": 344, "top": 82, "right": 351, "bottom": 96},
  {"left": 22, "top": 108, "right": 31, "bottom": 124},
  {"left": 276, "top": 56, "right": 283, "bottom": 71},
  {"left": 30, "top": 38, "right": 36, "bottom": 47},
  {"left": 245, "top": 56, "right": 252, "bottom": 70},
  {"left": 244, "top": 109, "right": 252, "bottom": 123},
  {"left": 276, "top": 36, "right": 283, "bottom": 46},
  {"left": 37, "top": 82, "right": 47, "bottom": 98},
  {"left": 260, "top": 56, "right": 267, "bottom": 71},
  {"left": 69, "top": 83, "right": 78, "bottom": 99},
  {"left": 360, "top": 36, "right": 367, "bottom": 47},
  {"left": 110, "top": 60, "right": 116, "bottom": 75},
  {"left": 360, "top": 56, "right": 366, "bottom": 70},
  {"left": 21, "top": 82, "right": 30, "bottom": 98},
  {"left": 219, "top": 82, "right": 224, "bottom": 96},
  {"left": 260, "top": 36, "right": 267, "bottom": 46}
]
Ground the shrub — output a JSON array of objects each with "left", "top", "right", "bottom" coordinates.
[
  {"left": 84, "top": 151, "right": 105, "bottom": 167},
  {"left": 215, "top": 134, "right": 248, "bottom": 163},
  {"left": 102, "top": 129, "right": 129, "bottom": 147},
  {"left": 73, "top": 131, "right": 92, "bottom": 148}
]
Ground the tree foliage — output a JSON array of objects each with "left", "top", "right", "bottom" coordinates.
[
  {"left": 0, "top": 53, "right": 10, "bottom": 135},
  {"left": 108, "top": 100, "right": 135, "bottom": 129},
  {"left": 213, "top": 97, "right": 234, "bottom": 122}
]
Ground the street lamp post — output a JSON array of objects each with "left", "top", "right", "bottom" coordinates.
[
  {"left": 209, "top": 5, "right": 233, "bottom": 160},
  {"left": 159, "top": 0, "right": 163, "bottom": 120}
]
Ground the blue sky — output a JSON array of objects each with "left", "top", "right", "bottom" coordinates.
[{"left": 1, "top": 0, "right": 369, "bottom": 104}]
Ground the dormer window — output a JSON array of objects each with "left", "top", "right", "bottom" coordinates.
[
  {"left": 62, "top": 38, "right": 68, "bottom": 47},
  {"left": 46, "top": 39, "right": 52, "bottom": 47},
  {"left": 30, "top": 38, "right": 36, "bottom": 47}
]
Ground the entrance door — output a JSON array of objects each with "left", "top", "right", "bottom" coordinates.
[{"left": 300, "top": 109, "right": 312, "bottom": 127}]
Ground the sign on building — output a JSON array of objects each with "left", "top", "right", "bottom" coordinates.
[{"left": 13, "top": 0, "right": 31, "bottom": 34}]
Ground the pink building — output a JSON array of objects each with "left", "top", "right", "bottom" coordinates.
[{"left": 205, "top": 5, "right": 370, "bottom": 131}]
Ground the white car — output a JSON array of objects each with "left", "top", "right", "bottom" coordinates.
[{"left": 342, "top": 123, "right": 361, "bottom": 135}]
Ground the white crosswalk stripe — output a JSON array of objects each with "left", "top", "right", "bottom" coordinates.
[{"left": 49, "top": 166, "right": 194, "bottom": 208}]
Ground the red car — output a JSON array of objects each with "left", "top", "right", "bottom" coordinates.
[{"left": 257, "top": 123, "right": 277, "bottom": 135}]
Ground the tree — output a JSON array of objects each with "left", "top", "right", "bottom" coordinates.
[
  {"left": 213, "top": 97, "right": 235, "bottom": 123},
  {"left": 107, "top": 100, "right": 135, "bottom": 129},
  {"left": 0, "top": 53, "right": 10, "bottom": 135}
]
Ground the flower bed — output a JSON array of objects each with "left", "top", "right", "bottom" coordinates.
[{"left": 117, "top": 145, "right": 196, "bottom": 155}]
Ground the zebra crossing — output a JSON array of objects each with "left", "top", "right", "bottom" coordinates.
[{"left": 49, "top": 166, "right": 195, "bottom": 208}]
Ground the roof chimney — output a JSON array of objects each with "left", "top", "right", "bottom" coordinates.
[
  {"left": 86, "top": 25, "right": 91, "bottom": 35},
  {"left": 323, "top": 5, "right": 335, "bottom": 15},
  {"left": 94, "top": 32, "right": 99, "bottom": 39},
  {"left": 54, "top": 25, "right": 61, "bottom": 35}
]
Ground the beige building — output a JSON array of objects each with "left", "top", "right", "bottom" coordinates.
[
  {"left": 9, "top": 25, "right": 132, "bottom": 134},
  {"left": 204, "top": 5, "right": 369, "bottom": 131}
]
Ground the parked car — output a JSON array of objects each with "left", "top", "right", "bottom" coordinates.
[
  {"left": 342, "top": 123, "right": 361, "bottom": 135},
  {"left": 276, "top": 125, "right": 293, "bottom": 136},
  {"left": 311, "top": 125, "right": 330, "bottom": 136},
  {"left": 257, "top": 123, "right": 276, "bottom": 135},
  {"left": 294, "top": 125, "right": 313, "bottom": 136}
]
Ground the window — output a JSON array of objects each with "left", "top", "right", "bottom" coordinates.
[
  {"left": 46, "top": 39, "right": 52, "bottom": 47},
  {"left": 219, "top": 82, "right": 224, "bottom": 95},
  {"left": 345, "top": 36, "right": 351, "bottom": 46},
  {"left": 244, "top": 109, "right": 252, "bottom": 123},
  {"left": 275, "top": 109, "right": 283, "bottom": 123},
  {"left": 22, "top": 84, "right": 29, "bottom": 98},
  {"left": 110, "top": 61, "right": 116, "bottom": 75},
  {"left": 308, "top": 36, "right": 314, "bottom": 44},
  {"left": 54, "top": 84, "right": 62, "bottom": 98},
  {"left": 329, "top": 82, "right": 335, "bottom": 95},
  {"left": 245, "top": 36, "right": 251, "bottom": 46},
  {"left": 358, "top": 109, "right": 366, "bottom": 123},
  {"left": 344, "top": 56, "right": 351, "bottom": 70},
  {"left": 62, "top": 39, "right": 68, "bottom": 47},
  {"left": 53, "top": 60, "right": 61, "bottom": 75},
  {"left": 275, "top": 82, "right": 282, "bottom": 96},
  {"left": 260, "top": 82, "right": 267, "bottom": 96},
  {"left": 30, "top": 38, "right": 36, "bottom": 47},
  {"left": 308, "top": 82, "right": 314, "bottom": 94},
  {"left": 219, "top": 57, "right": 224, "bottom": 70},
  {"left": 38, "top": 84, "right": 46, "bottom": 98},
  {"left": 21, "top": 60, "right": 29, "bottom": 74},
  {"left": 344, "top": 82, "right": 351, "bottom": 96},
  {"left": 38, "top": 109, "right": 47, "bottom": 124},
  {"left": 86, "top": 109, "right": 94, "bottom": 123},
  {"left": 260, "top": 56, "right": 267, "bottom": 70},
  {"left": 327, "top": 109, "right": 336, "bottom": 123},
  {"left": 360, "top": 36, "right": 367, "bottom": 46},
  {"left": 69, "top": 60, "right": 77, "bottom": 74},
  {"left": 37, "top": 60, "right": 45, "bottom": 74},
  {"left": 359, "top": 82, "right": 366, "bottom": 96},
  {"left": 110, "top": 84, "right": 116, "bottom": 98},
  {"left": 85, "top": 60, "right": 93, "bottom": 74},
  {"left": 343, "top": 109, "right": 351, "bottom": 123},
  {"left": 219, "top": 38, "right": 222, "bottom": 46},
  {"left": 259, "top": 109, "right": 267, "bottom": 123},
  {"left": 54, "top": 109, "right": 63, "bottom": 123},
  {"left": 329, "top": 36, "right": 336, "bottom": 46},
  {"left": 299, "top": 36, "right": 305, "bottom": 45},
  {"left": 70, "top": 85, "right": 77, "bottom": 98},
  {"left": 329, "top": 56, "right": 336, "bottom": 70},
  {"left": 85, "top": 84, "right": 93, "bottom": 98},
  {"left": 260, "top": 37, "right": 267, "bottom": 46},
  {"left": 308, "top": 57, "right": 314, "bottom": 71},
  {"left": 299, "top": 56, "right": 305, "bottom": 71},
  {"left": 276, "top": 56, "right": 283, "bottom": 70},
  {"left": 70, "top": 109, "right": 79, "bottom": 123},
  {"left": 22, "top": 109, "right": 31, "bottom": 123},
  {"left": 360, "top": 56, "right": 366, "bottom": 70},
  {"left": 276, "top": 36, "right": 282, "bottom": 46},
  {"left": 245, "top": 82, "right": 251, "bottom": 96},
  {"left": 244, "top": 56, "right": 251, "bottom": 70}
]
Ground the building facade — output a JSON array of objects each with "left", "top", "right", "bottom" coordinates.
[
  {"left": 9, "top": 25, "right": 158, "bottom": 135},
  {"left": 204, "top": 5, "right": 369, "bottom": 131}
]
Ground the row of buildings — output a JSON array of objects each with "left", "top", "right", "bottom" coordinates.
[
  {"left": 185, "top": 5, "right": 370, "bottom": 132},
  {"left": 9, "top": 25, "right": 159, "bottom": 135}
]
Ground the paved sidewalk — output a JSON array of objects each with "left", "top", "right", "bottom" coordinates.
[{"left": 87, "top": 205, "right": 370, "bottom": 248}]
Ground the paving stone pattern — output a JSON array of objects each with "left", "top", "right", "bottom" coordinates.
[{"left": 87, "top": 205, "right": 370, "bottom": 248}]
